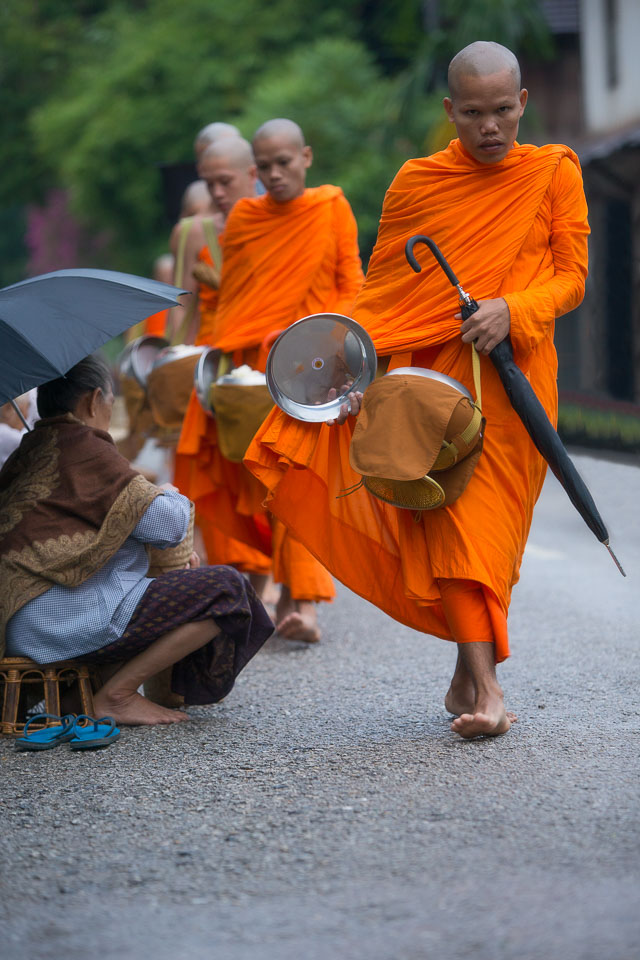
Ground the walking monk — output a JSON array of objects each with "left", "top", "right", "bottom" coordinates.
[
  {"left": 168, "top": 124, "right": 243, "bottom": 343},
  {"left": 174, "top": 137, "right": 269, "bottom": 579},
  {"left": 189, "top": 118, "right": 365, "bottom": 641},
  {"left": 245, "top": 43, "right": 589, "bottom": 731}
]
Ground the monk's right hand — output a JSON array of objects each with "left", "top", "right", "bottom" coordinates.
[{"left": 325, "top": 388, "right": 363, "bottom": 426}]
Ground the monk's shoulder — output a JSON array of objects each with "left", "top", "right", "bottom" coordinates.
[
  {"left": 306, "top": 184, "right": 344, "bottom": 204},
  {"left": 222, "top": 196, "right": 269, "bottom": 241}
]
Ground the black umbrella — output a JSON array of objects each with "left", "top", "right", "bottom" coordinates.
[
  {"left": 0, "top": 268, "right": 188, "bottom": 425},
  {"left": 405, "top": 234, "right": 625, "bottom": 577}
]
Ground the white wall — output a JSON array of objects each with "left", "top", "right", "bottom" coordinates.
[{"left": 581, "top": 0, "right": 640, "bottom": 132}]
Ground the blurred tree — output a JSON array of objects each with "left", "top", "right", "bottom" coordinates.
[
  {"left": 1, "top": 0, "right": 553, "bottom": 280},
  {"left": 30, "top": 0, "right": 354, "bottom": 272},
  {"left": 0, "top": 0, "right": 115, "bottom": 283}
]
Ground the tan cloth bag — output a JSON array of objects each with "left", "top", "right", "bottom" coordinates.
[
  {"left": 349, "top": 349, "right": 484, "bottom": 510},
  {"left": 146, "top": 353, "right": 201, "bottom": 435},
  {"left": 210, "top": 383, "right": 274, "bottom": 463}
]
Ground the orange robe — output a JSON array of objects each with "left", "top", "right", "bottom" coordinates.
[
  {"left": 144, "top": 309, "right": 168, "bottom": 337},
  {"left": 182, "top": 185, "right": 364, "bottom": 600},
  {"left": 245, "top": 140, "right": 590, "bottom": 658},
  {"left": 175, "top": 243, "right": 271, "bottom": 572}
]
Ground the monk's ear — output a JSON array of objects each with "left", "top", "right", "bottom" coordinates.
[
  {"left": 443, "top": 97, "right": 455, "bottom": 123},
  {"left": 302, "top": 145, "right": 313, "bottom": 169},
  {"left": 518, "top": 88, "right": 528, "bottom": 116}
]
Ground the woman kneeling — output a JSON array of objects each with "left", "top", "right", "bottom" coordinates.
[{"left": 0, "top": 356, "right": 273, "bottom": 725}]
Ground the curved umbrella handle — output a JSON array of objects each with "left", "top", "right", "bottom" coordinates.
[{"left": 405, "top": 236, "right": 461, "bottom": 287}]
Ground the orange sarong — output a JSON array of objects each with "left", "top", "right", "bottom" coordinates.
[
  {"left": 178, "top": 186, "right": 364, "bottom": 600},
  {"left": 245, "top": 140, "right": 590, "bottom": 659}
]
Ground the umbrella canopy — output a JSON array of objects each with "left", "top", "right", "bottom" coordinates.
[
  {"left": 405, "top": 235, "right": 625, "bottom": 576},
  {"left": 0, "top": 268, "right": 187, "bottom": 406}
]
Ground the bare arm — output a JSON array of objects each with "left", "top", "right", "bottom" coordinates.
[{"left": 167, "top": 218, "right": 207, "bottom": 342}]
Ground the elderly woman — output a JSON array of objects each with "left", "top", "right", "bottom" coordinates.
[{"left": 0, "top": 355, "right": 273, "bottom": 725}]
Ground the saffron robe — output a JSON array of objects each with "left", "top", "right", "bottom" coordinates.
[
  {"left": 244, "top": 140, "right": 590, "bottom": 658},
  {"left": 178, "top": 185, "right": 364, "bottom": 598},
  {"left": 174, "top": 242, "right": 271, "bottom": 572}
]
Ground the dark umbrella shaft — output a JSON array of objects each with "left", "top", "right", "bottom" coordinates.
[
  {"left": 485, "top": 336, "right": 607, "bottom": 541},
  {"left": 406, "top": 234, "right": 625, "bottom": 576}
]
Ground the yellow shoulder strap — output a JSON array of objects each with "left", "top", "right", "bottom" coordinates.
[
  {"left": 174, "top": 216, "right": 194, "bottom": 288},
  {"left": 471, "top": 343, "right": 482, "bottom": 412},
  {"left": 201, "top": 217, "right": 222, "bottom": 274}
]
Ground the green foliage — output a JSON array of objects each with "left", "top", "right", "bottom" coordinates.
[
  {"left": 1, "top": 0, "right": 553, "bottom": 278},
  {"left": 31, "top": 0, "right": 355, "bottom": 270}
]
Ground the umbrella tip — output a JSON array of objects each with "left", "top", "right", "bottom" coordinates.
[{"left": 604, "top": 541, "right": 626, "bottom": 577}]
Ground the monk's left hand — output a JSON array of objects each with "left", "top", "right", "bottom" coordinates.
[
  {"left": 457, "top": 297, "right": 511, "bottom": 355},
  {"left": 185, "top": 551, "right": 200, "bottom": 569},
  {"left": 325, "top": 388, "right": 363, "bottom": 426}
]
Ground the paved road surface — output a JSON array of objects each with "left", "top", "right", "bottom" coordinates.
[{"left": 1, "top": 453, "right": 638, "bottom": 959}]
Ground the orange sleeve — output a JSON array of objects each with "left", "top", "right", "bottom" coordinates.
[
  {"left": 502, "top": 157, "right": 589, "bottom": 358},
  {"left": 333, "top": 195, "right": 365, "bottom": 316}
]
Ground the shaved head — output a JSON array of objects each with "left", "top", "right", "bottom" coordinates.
[
  {"left": 153, "top": 253, "right": 174, "bottom": 284},
  {"left": 252, "top": 118, "right": 306, "bottom": 150},
  {"left": 193, "top": 121, "right": 241, "bottom": 160},
  {"left": 197, "top": 136, "right": 257, "bottom": 219},
  {"left": 448, "top": 41, "right": 521, "bottom": 99},
  {"left": 198, "top": 136, "right": 255, "bottom": 170},
  {"left": 180, "top": 179, "right": 212, "bottom": 217}
]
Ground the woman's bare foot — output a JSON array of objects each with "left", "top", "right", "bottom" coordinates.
[{"left": 93, "top": 689, "right": 189, "bottom": 726}]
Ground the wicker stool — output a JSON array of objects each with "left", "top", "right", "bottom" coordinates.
[{"left": 0, "top": 657, "right": 98, "bottom": 736}]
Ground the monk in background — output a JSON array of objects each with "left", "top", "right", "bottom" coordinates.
[
  {"left": 167, "top": 122, "right": 242, "bottom": 342},
  {"left": 245, "top": 43, "right": 589, "bottom": 732},
  {"left": 192, "top": 119, "right": 365, "bottom": 642},
  {"left": 174, "top": 137, "right": 272, "bottom": 586}
]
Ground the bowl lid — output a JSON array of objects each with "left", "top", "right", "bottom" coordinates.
[
  {"left": 266, "top": 313, "right": 377, "bottom": 422},
  {"left": 118, "top": 335, "right": 169, "bottom": 387}
]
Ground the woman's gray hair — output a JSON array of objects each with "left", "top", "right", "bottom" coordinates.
[{"left": 37, "top": 354, "right": 113, "bottom": 419}]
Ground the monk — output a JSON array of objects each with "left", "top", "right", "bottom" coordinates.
[
  {"left": 193, "top": 121, "right": 241, "bottom": 163},
  {"left": 245, "top": 43, "right": 589, "bottom": 734},
  {"left": 189, "top": 119, "right": 365, "bottom": 641},
  {"left": 174, "top": 137, "right": 271, "bottom": 581},
  {"left": 167, "top": 123, "right": 242, "bottom": 341}
]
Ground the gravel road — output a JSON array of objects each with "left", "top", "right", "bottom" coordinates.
[{"left": 1, "top": 453, "right": 638, "bottom": 960}]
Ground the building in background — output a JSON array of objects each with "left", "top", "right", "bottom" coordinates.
[{"left": 525, "top": 0, "right": 640, "bottom": 412}]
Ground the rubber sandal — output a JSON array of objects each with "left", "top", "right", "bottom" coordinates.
[
  {"left": 15, "top": 713, "right": 76, "bottom": 752},
  {"left": 68, "top": 715, "right": 120, "bottom": 750}
]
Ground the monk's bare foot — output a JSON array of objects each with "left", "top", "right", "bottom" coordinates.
[
  {"left": 276, "top": 600, "right": 321, "bottom": 643},
  {"left": 93, "top": 689, "right": 189, "bottom": 726},
  {"left": 444, "top": 680, "right": 476, "bottom": 717},
  {"left": 451, "top": 695, "right": 517, "bottom": 739}
]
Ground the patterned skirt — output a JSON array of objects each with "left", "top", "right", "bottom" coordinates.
[{"left": 83, "top": 566, "right": 274, "bottom": 704}]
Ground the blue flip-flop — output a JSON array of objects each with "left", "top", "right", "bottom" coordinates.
[
  {"left": 68, "top": 715, "right": 120, "bottom": 750},
  {"left": 15, "top": 713, "right": 76, "bottom": 752}
]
